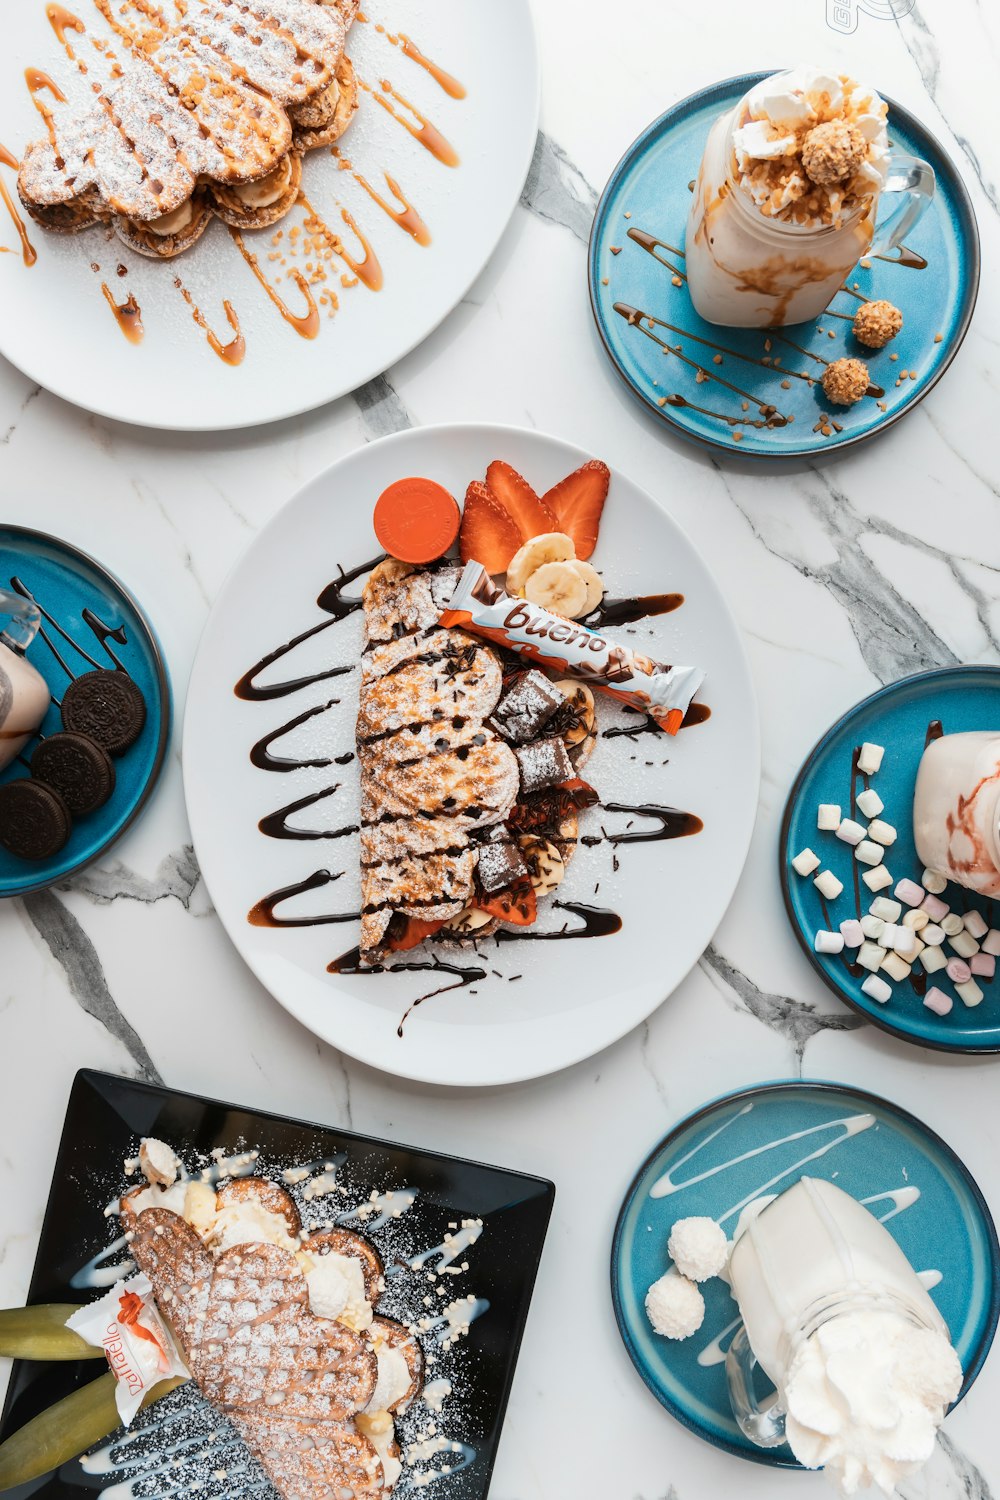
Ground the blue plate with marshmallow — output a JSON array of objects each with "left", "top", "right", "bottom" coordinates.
[{"left": 780, "top": 665, "right": 1000, "bottom": 1052}]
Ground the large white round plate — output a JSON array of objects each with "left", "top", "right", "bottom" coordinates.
[
  {"left": 184, "top": 424, "right": 760, "bottom": 1085},
  {"left": 0, "top": 2, "right": 538, "bottom": 430}
]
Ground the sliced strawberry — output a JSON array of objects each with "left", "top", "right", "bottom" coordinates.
[
  {"left": 386, "top": 916, "right": 447, "bottom": 952},
  {"left": 558, "top": 777, "right": 601, "bottom": 810},
  {"left": 474, "top": 877, "right": 537, "bottom": 927},
  {"left": 485, "top": 460, "right": 559, "bottom": 539},
  {"left": 459, "top": 481, "right": 522, "bottom": 573},
  {"left": 540, "top": 460, "right": 610, "bottom": 560}
]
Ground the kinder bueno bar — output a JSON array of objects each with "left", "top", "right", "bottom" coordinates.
[
  {"left": 66, "top": 1272, "right": 189, "bottom": 1422},
  {"left": 440, "top": 561, "right": 704, "bottom": 734}
]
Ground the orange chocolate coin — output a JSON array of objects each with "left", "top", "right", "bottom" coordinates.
[{"left": 373, "top": 476, "right": 461, "bottom": 564}]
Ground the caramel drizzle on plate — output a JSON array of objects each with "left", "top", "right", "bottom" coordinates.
[
  {"left": 298, "top": 191, "right": 383, "bottom": 291},
  {"left": 333, "top": 154, "right": 430, "bottom": 246},
  {"left": 370, "top": 23, "right": 466, "bottom": 99},
  {"left": 358, "top": 78, "right": 459, "bottom": 167},
  {"left": 0, "top": 144, "right": 38, "bottom": 268},
  {"left": 229, "top": 226, "right": 320, "bottom": 339},
  {"left": 173, "top": 276, "right": 245, "bottom": 365},
  {"left": 24, "top": 68, "right": 67, "bottom": 155},
  {"left": 101, "top": 281, "right": 144, "bottom": 343}
]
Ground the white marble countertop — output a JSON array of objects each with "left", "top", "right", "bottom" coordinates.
[{"left": 2, "top": 1, "right": 999, "bottom": 1497}]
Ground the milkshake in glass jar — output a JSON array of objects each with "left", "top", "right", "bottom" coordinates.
[
  {"left": 685, "top": 69, "right": 933, "bottom": 328},
  {"left": 913, "top": 732, "right": 1000, "bottom": 896},
  {"left": 726, "top": 1178, "right": 962, "bottom": 1494}
]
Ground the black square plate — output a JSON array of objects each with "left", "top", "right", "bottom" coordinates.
[{"left": 0, "top": 1070, "right": 554, "bottom": 1499}]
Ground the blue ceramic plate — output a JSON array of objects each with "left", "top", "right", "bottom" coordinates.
[
  {"left": 611, "top": 1081, "right": 1000, "bottom": 1466},
  {"left": 589, "top": 74, "right": 980, "bottom": 459},
  {"left": 0, "top": 528, "right": 170, "bottom": 897},
  {"left": 781, "top": 666, "right": 1000, "bottom": 1053}
]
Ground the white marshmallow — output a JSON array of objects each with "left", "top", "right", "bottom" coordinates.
[
  {"left": 858, "top": 743, "right": 885, "bottom": 775},
  {"left": 863, "top": 866, "right": 893, "bottom": 892},
  {"left": 881, "top": 952, "right": 912, "bottom": 983},
  {"left": 940, "top": 913, "right": 964, "bottom": 937},
  {"left": 920, "top": 945, "right": 947, "bottom": 974},
  {"left": 878, "top": 923, "right": 900, "bottom": 949},
  {"left": 817, "top": 804, "right": 842, "bottom": 831},
  {"left": 909, "top": 937, "right": 926, "bottom": 962},
  {"left": 814, "top": 870, "right": 844, "bottom": 900},
  {"left": 856, "top": 788, "right": 884, "bottom": 819},
  {"left": 921, "top": 869, "right": 948, "bottom": 895},
  {"left": 839, "top": 919, "right": 864, "bottom": 949},
  {"left": 963, "top": 910, "right": 989, "bottom": 940},
  {"left": 921, "top": 924, "right": 945, "bottom": 947},
  {"left": 836, "top": 818, "right": 866, "bottom": 846},
  {"left": 869, "top": 897, "right": 901, "bottom": 923},
  {"left": 792, "top": 848, "right": 821, "bottom": 877},
  {"left": 949, "top": 931, "right": 979, "bottom": 959},
  {"left": 956, "top": 978, "right": 984, "bottom": 1008},
  {"left": 861, "top": 915, "right": 885, "bottom": 940},
  {"left": 861, "top": 974, "right": 892, "bottom": 1004},
  {"left": 983, "top": 929, "right": 1000, "bottom": 957},
  {"left": 892, "top": 927, "right": 916, "bottom": 957},
  {"left": 867, "top": 819, "right": 896, "bottom": 846},
  {"left": 902, "top": 909, "right": 929, "bottom": 931},
  {"left": 855, "top": 841, "right": 884, "bottom": 867},
  {"left": 857, "top": 941, "right": 884, "bottom": 973},
  {"left": 814, "top": 930, "right": 845, "bottom": 954}
]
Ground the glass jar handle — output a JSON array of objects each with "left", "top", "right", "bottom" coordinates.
[
  {"left": 0, "top": 586, "right": 41, "bottom": 655},
  {"left": 725, "top": 1320, "right": 787, "bottom": 1448},
  {"left": 870, "top": 150, "right": 935, "bottom": 256}
]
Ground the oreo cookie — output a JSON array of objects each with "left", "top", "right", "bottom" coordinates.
[
  {"left": 61, "top": 669, "right": 146, "bottom": 757},
  {"left": 31, "top": 731, "right": 115, "bottom": 816},
  {"left": 0, "top": 779, "right": 72, "bottom": 860}
]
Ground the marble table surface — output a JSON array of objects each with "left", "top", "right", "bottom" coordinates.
[{"left": 2, "top": 1, "right": 999, "bottom": 1497}]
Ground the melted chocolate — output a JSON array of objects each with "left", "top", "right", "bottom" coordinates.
[
  {"left": 495, "top": 901, "right": 622, "bottom": 941},
  {"left": 248, "top": 870, "right": 357, "bottom": 928},
  {"left": 326, "top": 948, "right": 487, "bottom": 1037},
  {"left": 259, "top": 786, "right": 357, "bottom": 841},
  {"left": 602, "top": 701, "right": 711, "bottom": 740},
  {"left": 602, "top": 802, "right": 704, "bottom": 843},
  {"left": 250, "top": 698, "right": 341, "bottom": 771},
  {"left": 925, "top": 719, "right": 944, "bottom": 747},
  {"left": 587, "top": 592, "right": 683, "bottom": 628}
]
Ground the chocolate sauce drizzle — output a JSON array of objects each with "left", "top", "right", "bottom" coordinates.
[
  {"left": 234, "top": 557, "right": 376, "bottom": 702},
  {"left": 603, "top": 701, "right": 711, "bottom": 740},
  {"left": 586, "top": 592, "right": 683, "bottom": 628},
  {"left": 248, "top": 870, "right": 357, "bottom": 928}
]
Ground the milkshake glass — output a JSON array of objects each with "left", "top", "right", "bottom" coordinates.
[{"left": 0, "top": 588, "right": 48, "bottom": 771}]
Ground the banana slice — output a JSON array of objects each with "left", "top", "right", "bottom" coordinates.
[
  {"left": 506, "top": 532, "right": 575, "bottom": 593},
  {"left": 553, "top": 680, "right": 596, "bottom": 750},
  {"left": 518, "top": 836, "right": 565, "bottom": 899},
  {"left": 524, "top": 562, "right": 588, "bottom": 618},
  {"left": 567, "top": 560, "right": 604, "bottom": 616},
  {"left": 443, "top": 907, "right": 493, "bottom": 934}
]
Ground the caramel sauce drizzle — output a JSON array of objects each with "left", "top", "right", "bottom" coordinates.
[
  {"left": 101, "top": 281, "right": 144, "bottom": 343},
  {"left": 298, "top": 192, "right": 383, "bottom": 291},
  {"left": 333, "top": 152, "right": 430, "bottom": 246},
  {"left": 772, "top": 331, "right": 885, "bottom": 399},
  {"left": 46, "top": 3, "right": 86, "bottom": 52},
  {"left": 229, "top": 226, "right": 320, "bottom": 339},
  {"left": 174, "top": 277, "right": 245, "bottom": 365},
  {"left": 0, "top": 144, "right": 38, "bottom": 268},
  {"left": 372, "top": 23, "right": 466, "bottom": 99},
  {"left": 359, "top": 78, "right": 459, "bottom": 167},
  {"left": 25, "top": 68, "right": 67, "bottom": 155}
]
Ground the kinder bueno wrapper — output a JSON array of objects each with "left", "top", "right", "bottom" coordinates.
[
  {"left": 440, "top": 561, "right": 704, "bottom": 734},
  {"left": 66, "top": 1272, "right": 189, "bottom": 1423}
]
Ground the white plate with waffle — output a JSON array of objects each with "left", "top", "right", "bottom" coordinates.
[
  {"left": 184, "top": 424, "right": 760, "bottom": 1086},
  {"left": 0, "top": 0, "right": 538, "bottom": 430}
]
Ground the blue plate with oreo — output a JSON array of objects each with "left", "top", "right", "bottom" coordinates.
[
  {"left": 589, "top": 73, "right": 980, "bottom": 458},
  {"left": 0, "top": 527, "right": 170, "bottom": 897}
]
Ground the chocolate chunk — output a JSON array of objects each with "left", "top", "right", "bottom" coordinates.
[
  {"left": 30, "top": 731, "right": 115, "bottom": 815},
  {"left": 515, "top": 736, "right": 573, "bottom": 796},
  {"left": 476, "top": 830, "right": 529, "bottom": 894},
  {"left": 0, "top": 779, "right": 72, "bottom": 860},
  {"left": 491, "top": 670, "right": 562, "bottom": 744},
  {"left": 61, "top": 669, "right": 146, "bottom": 756}
]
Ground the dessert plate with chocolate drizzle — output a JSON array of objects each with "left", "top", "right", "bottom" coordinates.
[
  {"left": 183, "top": 424, "right": 759, "bottom": 1087},
  {"left": 0, "top": 0, "right": 538, "bottom": 430},
  {"left": 589, "top": 73, "right": 979, "bottom": 459}
]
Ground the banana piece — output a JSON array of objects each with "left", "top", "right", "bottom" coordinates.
[
  {"left": 0, "top": 1305, "right": 102, "bottom": 1362},
  {"left": 518, "top": 836, "right": 565, "bottom": 899},
  {"left": 505, "top": 532, "right": 575, "bottom": 593},
  {"left": 567, "top": 560, "right": 604, "bottom": 616},
  {"left": 553, "top": 681, "right": 596, "bottom": 751},
  {"left": 524, "top": 562, "right": 588, "bottom": 618},
  {"left": 443, "top": 907, "right": 493, "bottom": 934}
]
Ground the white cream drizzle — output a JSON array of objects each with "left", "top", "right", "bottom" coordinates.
[
  {"left": 410, "top": 1219, "right": 483, "bottom": 1271},
  {"left": 71, "top": 1234, "right": 135, "bottom": 1290},
  {"left": 338, "top": 1186, "right": 419, "bottom": 1231}
]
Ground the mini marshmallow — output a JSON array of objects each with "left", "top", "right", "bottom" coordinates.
[
  {"left": 877, "top": 923, "right": 900, "bottom": 949},
  {"left": 856, "top": 788, "right": 884, "bottom": 819},
  {"left": 921, "top": 924, "right": 945, "bottom": 947},
  {"left": 921, "top": 868, "right": 948, "bottom": 895},
  {"left": 855, "top": 841, "right": 884, "bottom": 867},
  {"left": 881, "top": 952, "right": 912, "bottom": 983},
  {"left": 892, "top": 927, "right": 916, "bottom": 957},
  {"left": 836, "top": 818, "right": 866, "bottom": 846},
  {"left": 839, "top": 919, "right": 865, "bottom": 949},
  {"left": 815, "top": 930, "right": 845, "bottom": 955},
  {"left": 861, "top": 974, "right": 892, "bottom": 1004},
  {"left": 921, "top": 893, "right": 949, "bottom": 922},
  {"left": 858, "top": 743, "right": 885, "bottom": 775},
  {"left": 982, "top": 929, "right": 1000, "bottom": 957},
  {"left": 949, "top": 930, "right": 979, "bottom": 959},
  {"left": 861, "top": 915, "right": 885, "bottom": 940},
  {"left": 940, "top": 913, "right": 964, "bottom": 937},
  {"left": 970, "top": 953, "right": 996, "bottom": 979},
  {"left": 867, "top": 819, "right": 897, "bottom": 846},
  {"left": 858, "top": 941, "right": 885, "bottom": 973},
  {"left": 946, "top": 958, "right": 972, "bottom": 984},
  {"left": 956, "top": 978, "right": 984, "bottom": 1008},
  {"left": 909, "top": 937, "right": 926, "bottom": 962},
  {"left": 792, "top": 848, "right": 821, "bottom": 877},
  {"left": 894, "top": 879, "right": 925, "bottom": 908},
  {"left": 902, "top": 909, "right": 929, "bottom": 932},
  {"left": 924, "top": 987, "right": 953, "bottom": 1017},
  {"left": 863, "top": 866, "right": 894, "bottom": 892},
  {"left": 817, "top": 804, "right": 842, "bottom": 831},
  {"left": 963, "top": 910, "right": 989, "bottom": 940},
  {"left": 814, "top": 870, "right": 844, "bottom": 900},
  {"left": 920, "top": 946, "right": 948, "bottom": 974},
  {"left": 869, "top": 897, "right": 902, "bottom": 923}
]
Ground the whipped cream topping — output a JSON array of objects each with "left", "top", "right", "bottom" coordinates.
[{"left": 303, "top": 1250, "right": 374, "bottom": 1329}]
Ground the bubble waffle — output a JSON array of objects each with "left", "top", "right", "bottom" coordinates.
[{"left": 291, "top": 56, "right": 360, "bottom": 151}]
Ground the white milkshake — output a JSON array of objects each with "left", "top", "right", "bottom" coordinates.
[
  {"left": 0, "top": 641, "right": 50, "bottom": 771},
  {"left": 913, "top": 732, "right": 1000, "bottom": 897}
]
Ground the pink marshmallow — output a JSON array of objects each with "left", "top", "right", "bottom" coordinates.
[
  {"left": 946, "top": 958, "right": 972, "bottom": 984},
  {"left": 921, "top": 893, "right": 950, "bottom": 922},
  {"left": 970, "top": 953, "right": 996, "bottom": 979},
  {"left": 895, "top": 878, "right": 925, "bottom": 907},
  {"left": 923, "top": 987, "right": 954, "bottom": 1017},
  {"left": 839, "top": 919, "right": 864, "bottom": 949},
  {"left": 981, "top": 928, "right": 1000, "bottom": 957}
]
